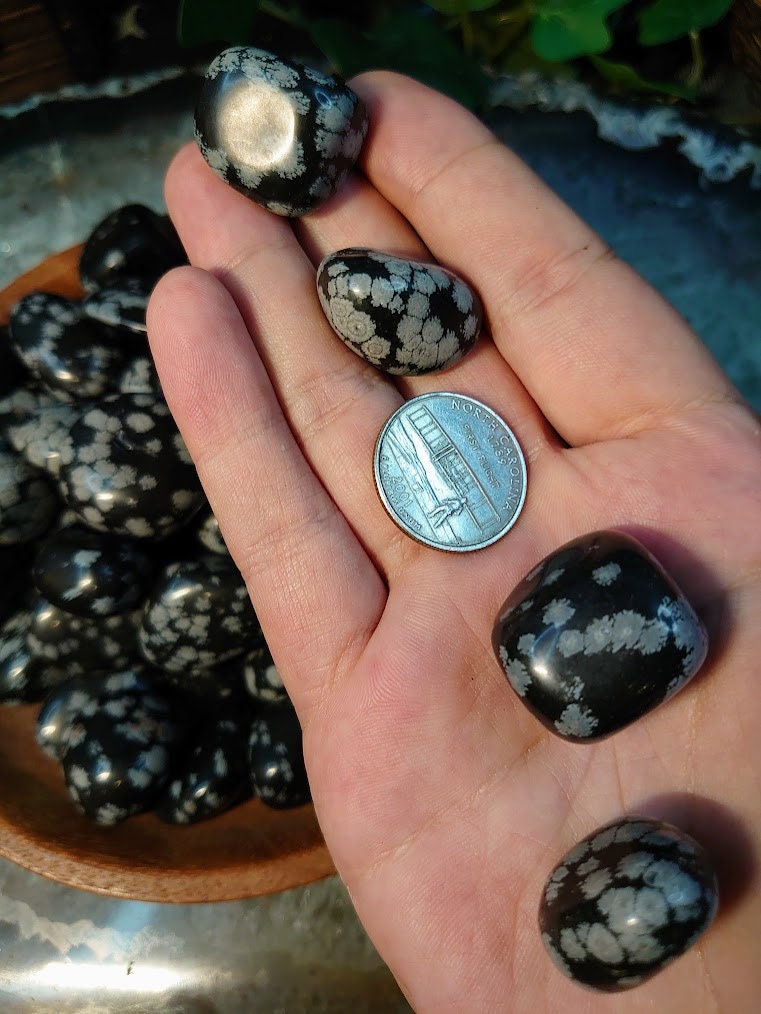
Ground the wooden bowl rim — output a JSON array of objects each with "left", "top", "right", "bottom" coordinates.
[{"left": 0, "top": 245, "right": 334, "bottom": 903}]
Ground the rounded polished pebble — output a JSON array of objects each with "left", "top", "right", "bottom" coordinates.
[
  {"left": 117, "top": 353, "right": 163, "bottom": 396},
  {"left": 60, "top": 670, "right": 194, "bottom": 825},
  {"left": 316, "top": 249, "right": 482, "bottom": 375},
  {"left": 57, "top": 393, "right": 205, "bottom": 539},
  {"left": 138, "top": 555, "right": 261, "bottom": 674},
  {"left": 492, "top": 530, "right": 709, "bottom": 741},
  {"left": 248, "top": 706, "right": 310, "bottom": 809},
  {"left": 195, "top": 46, "right": 368, "bottom": 217},
  {"left": 2, "top": 389, "right": 78, "bottom": 477},
  {"left": 0, "top": 436, "right": 58, "bottom": 545},
  {"left": 0, "top": 609, "right": 66, "bottom": 704},
  {"left": 79, "top": 203, "right": 186, "bottom": 292},
  {"left": 82, "top": 277, "right": 150, "bottom": 335},
  {"left": 195, "top": 511, "right": 229, "bottom": 556},
  {"left": 242, "top": 643, "right": 289, "bottom": 706},
  {"left": 539, "top": 816, "right": 719, "bottom": 991},
  {"left": 33, "top": 524, "right": 153, "bottom": 617},
  {"left": 8, "top": 292, "right": 125, "bottom": 400},
  {"left": 36, "top": 676, "right": 95, "bottom": 759},
  {"left": 156, "top": 713, "right": 252, "bottom": 824},
  {"left": 27, "top": 595, "right": 140, "bottom": 675}
]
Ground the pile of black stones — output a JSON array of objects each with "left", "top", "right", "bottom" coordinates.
[{"left": 0, "top": 203, "right": 309, "bottom": 827}]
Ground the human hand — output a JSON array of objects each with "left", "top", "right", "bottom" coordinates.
[{"left": 147, "top": 72, "right": 761, "bottom": 1011}]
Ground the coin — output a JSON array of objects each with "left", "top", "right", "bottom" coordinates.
[{"left": 373, "top": 392, "right": 527, "bottom": 552}]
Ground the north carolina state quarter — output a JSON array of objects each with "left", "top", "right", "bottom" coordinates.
[{"left": 373, "top": 392, "right": 527, "bottom": 552}]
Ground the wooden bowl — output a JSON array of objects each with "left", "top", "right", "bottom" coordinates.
[{"left": 0, "top": 247, "right": 334, "bottom": 902}]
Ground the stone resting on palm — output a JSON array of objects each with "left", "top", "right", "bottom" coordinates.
[{"left": 148, "top": 71, "right": 761, "bottom": 1012}]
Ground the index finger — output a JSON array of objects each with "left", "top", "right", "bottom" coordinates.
[{"left": 352, "top": 72, "right": 742, "bottom": 446}]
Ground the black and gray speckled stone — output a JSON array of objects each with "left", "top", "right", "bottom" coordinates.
[
  {"left": 242, "top": 642, "right": 289, "bottom": 706},
  {"left": 2, "top": 389, "right": 78, "bottom": 478},
  {"left": 33, "top": 524, "right": 153, "bottom": 618},
  {"left": 27, "top": 595, "right": 140, "bottom": 675},
  {"left": 317, "top": 249, "right": 482, "bottom": 375},
  {"left": 540, "top": 816, "right": 718, "bottom": 991},
  {"left": 249, "top": 706, "right": 310, "bottom": 809},
  {"left": 492, "top": 530, "right": 708, "bottom": 742},
  {"left": 0, "top": 435, "right": 58, "bottom": 545},
  {"left": 57, "top": 392, "right": 205, "bottom": 539},
  {"left": 138, "top": 555, "right": 260, "bottom": 674},
  {"left": 82, "top": 276, "right": 151, "bottom": 336},
  {"left": 8, "top": 292, "right": 125, "bottom": 400},
  {"left": 195, "top": 47, "right": 368, "bottom": 217},
  {"left": 79, "top": 204, "right": 186, "bottom": 293},
  {"left": 58, "top": 669, "right": 193, "bottom": 825},
  {"left": 156, "top": 713, "right": 252, "bottom": 825},
  {"left": 0, "top": 609, "right": 67, "bottom": 704}
]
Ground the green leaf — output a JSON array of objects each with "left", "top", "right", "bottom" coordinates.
[
  {"left": 424, "top": 0, "right": 503, "bottom": 13},
  {"left": 177, "top": 0, "right": 258, "bottom": 48},
  {"left": 638, "top": 0, "right": 733, "bottom": 46},
  {"left": 530, "top": 0, "right": 630, "bottom": 62},
  {"left": 310, "top": 11, "right": 490, "bottom": 109},
  {"left": 590, "top": 56, "right": 697, "bottom": 99}
]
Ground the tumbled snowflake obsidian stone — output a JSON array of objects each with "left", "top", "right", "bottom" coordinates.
[
  {"left": 316, "top": 249, "right": 482, "bottom": 375},
  {"left": 194, "top": 46, "right": 368, "bottom": 216},
  {"left": 492, "top": 531, "right": 708, "bottom": 742},
  {"left": 539, "top": 816, "right": 718, "bottom": 991}
]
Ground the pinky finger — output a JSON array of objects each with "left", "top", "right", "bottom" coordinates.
[{"left": 147, "top": 266, "right": 386, "bottom": 716}]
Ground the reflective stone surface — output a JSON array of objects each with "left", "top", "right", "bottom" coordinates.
[
  {"left": 493, "top": 530, "right": 708, "bottom": 741},
  {"left": 33, "top": 524, "right": 154, "bottom": 617},
  {"left": 138, "top": 555, "right": 261, "bottom": 675},
  {"left": 195, "top": 47, "right": 368, "bottom": 216},
  {"left": 156, "top": 712, "right": 252, "bottom": 825},
  {"left": 249, "top": 706, "right": 310, "bottom": 809},
  {"left": 57, "top": 393, "right": 205, "bottom": 539},
  {"left": 317, "top": 249, "right": 482, "bottom": 375},
  {"left": 79, "top": 203, "right": 185, "bottom": 293},
  {"left": 540, "top": 816, "right": 718, "bottom": 991},
  {"left": 9, "top": 293, "right": 124, "bottom": 400}
]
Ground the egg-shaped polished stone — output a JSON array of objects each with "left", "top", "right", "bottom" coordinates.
[
  {"left": 0, "top": 609, "right": 67, "bottom": 704},
  {"left": 117, "top": 353, "right": 163, "bottom": 396},
  {"left": 242, "top": 643, "right": 289, "bottom": 706},
  {"left": 3, "top": 389, "right": 78, "bottom": 478},
  {"left": 194, "top": 511, "right": 229, "bottom": 556},
  {"left": 195, "top": 46, "right": 368, "bottom": 217},
  {"left": 316, "top": 249, "right": 482, "bottom": 375},
  {"left": 138, "top": 555, "right": 261, "bottom": 674},
  {"left": 156, "top": 713, "right": 252, "bottom": 824},
  {"left": 249, "top": 705, "right": 310, "bottom": 809},
  {"left": 57, "top": 393, "right": 205, "bottom": 539},
  {"left": 33, "top": 524, "right": 154, "bottom": 617},
  {"left": 79, "top": 204, "right": 186, "bottom": 293},
  {"left": 82, "top": 277, "right": 151, "bottom": 336},
  {"left": 540, "top": 816, "right": 719, "bottom": 991},
  {"left": 492, "top": 531, "right": 708, "bottom": 742},
  {"left": 27, "top": 595, "right": 140, "bottom": 675},
  {"left": 60, "top": 670, "right": 194, "bottom": 825},
  {"left": 0, "top": 436, "right": 58, "bottom": 545},
  {"left": 9, "top": 292, "right": 125, "bottom": 400}
]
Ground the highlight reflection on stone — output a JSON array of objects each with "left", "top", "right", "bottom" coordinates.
[
  {"left": 540, "top": 816, "right": 718, "bottom": 991},
  {"left": 195, "top": 47, "right": 368, "bottom": 216},
  {"left": 492, "top": 531, "right": 708, "bottom": 742}
]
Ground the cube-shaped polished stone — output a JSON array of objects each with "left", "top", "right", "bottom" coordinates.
[
  {"left": 492, "top": 531, "right": 708, "bottom": 741},
  {"left": 539, "top": 816, "right": 718, "bottom": 991}
]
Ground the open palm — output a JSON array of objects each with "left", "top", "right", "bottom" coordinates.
[{"left": 148, "top": 73, "right": 761, "bottom": 1011}]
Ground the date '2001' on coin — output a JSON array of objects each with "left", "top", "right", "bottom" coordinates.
[{"left": 373, "top": 392, "right": 527, "bottom": 552}]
